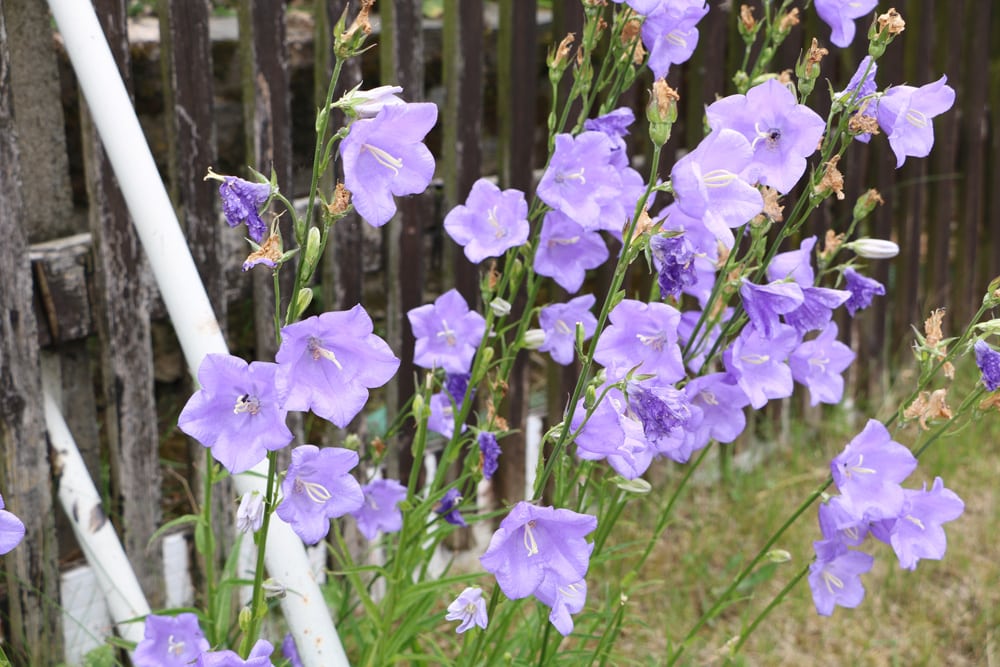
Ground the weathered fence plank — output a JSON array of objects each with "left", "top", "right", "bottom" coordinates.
[
  {"left": 0, "top": 6, "right": 63, "bottom": 661},
  {"left": 83, "top": 0, "right": 165, "bottom": 606}
]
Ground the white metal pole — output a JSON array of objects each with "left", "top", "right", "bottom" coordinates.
[{"left": 45, "top": 2, "right": 349, "bottom": 664}]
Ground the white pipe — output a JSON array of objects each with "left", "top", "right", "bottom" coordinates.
[
  {"left": 45, "top": 1, "right": 349, "bottom": 664},
  {"left": 42, "top": 374, "right": 150, "bottom": 648}
]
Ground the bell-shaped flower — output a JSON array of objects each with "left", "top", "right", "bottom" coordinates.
[
  {"left": 534, "top": 210, "right": 610, "bottom": 293},
  {"left": 807, "top": 539, "right": 874, "bottom": 616},
  {"left": 650, "top": 235, "right": 698, "bottom": 301},
  {"left": 818, "top": 494, "right": 870, "bottom": 548},
  {"left": 974, "top": 340, "right": 1000, "bottom": 391},
  {"left": 537, "top": 132, "right": 624, "bottom": 229},
  {"left": 570, "top": 388, "right": 655, "bottom": 479},
  {"left": 789, "top": 322, "right": 856, "bottom": 406},
  {"left": 134, "top": 613, "right": 210, "bottom": 667},
  {"left": 340, "top": 102, "right": 437, "bottom": 227},
  {"left": 706, "top": 78, "right": 826, "bottom": 193},
  {"left": 583, "top": 107, "right": 634, "bottom": 168},
  {"left": 351, "top": 478, "right": 407, "bottom": 541},
  {"left": 723, "top": 323, "right": 799, "bottom": 409},
  {"left": 276, "top": 445, "right": 364, "bottom": 545},
  {"left": 830, "top": 419, "right": 917, "bottom": 522},
  {"left": 535, "top": 576, "right": 587, "bottom": 637},
  {"left": 627, "top": 382, "right": 701, "bottom": 463},
  {"left": 275, "top": 306, "right": 400, "bottom": 428},
  {"left": 478, "top": 432, "right": 502, "bottom": 480},
  {"left": 445, "top": 587, "right": 488, "bottom": 633},
  {"left": 434, "top": 488, "right": 467, "bottom": 527},
  {"left": 538, "top": 295, "right": 598, "bottom": 366},
  {"left": 814, "top": 0, "right": 878, "bottom": 47},
  {"left": 236, "top": 491, "right": 265, "bottom": 534},
  {"left": 444, "top": 179, "right": 530, "bottom": 263},
  {"left": 877, "top": 76, "right": 956, "bottom": 168},
  {"left": 870, "top": 477, "right": 964, "bottom": 571},
  {"left": 740, "top": 279, "right": 804, "bottom": 340},
  {"left": 595, "top": 299, "right": 685, "bottom": 384},
  {"left": 641, "top": 0, "right": 711, "bottom": 78},
  {"left": 479, "top": 502, "right": 597, "bottom": 605},
  {"left": 178, "top": 354, "right": 293, "bottom": 474},
  {"left": 216, "top": 174, "right": 271, "bottom": 243},
  {"left": 0, "top": 494, "right": 25, "bottom": 555},
  {"left": 680, "top": 373, "right": 750, "bottom": 452},
  {"left": 843, "top": 267, "right": 885, "bottom": 316},
  {"left": 408, "top": 289, "right": 486, "bottom": 374}
]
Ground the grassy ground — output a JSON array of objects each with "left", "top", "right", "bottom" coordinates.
[{"left": 593, "top": 369, "right": 1000, "bottom": 666}]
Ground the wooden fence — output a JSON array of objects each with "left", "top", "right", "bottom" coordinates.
[{"left": 0, "top": 0, "right": 996, "bottom": 663}]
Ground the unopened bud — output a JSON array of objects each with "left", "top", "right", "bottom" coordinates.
[
  {"left": 522, "top": 328, "right": 546, "bottom": 350},
  {"left": 766, "top": 549, "right": 792, "bottom": 563},
  {"left": 647, "top": 79, "right": 679, "bottom": 146},
  {"left": 412, "top": 393, "right": 427, "bottom": 420},
  {"left": 584, "top": 384, "right": 597, "bottom": 410},
  {"left": 847, "top": 238, "right": 899, "bottom": 259},
  {"left": 490, "top": 297, "right": 512, "bottom": 317},
  {"left": 852, "top": 188, "right": 884, "bottom": 220},
  {"left": 238, "top": 606, "right": 253, "bottom": 633},
  {"left": 303, "top": 226, "right": 322, "bottom": 271},
  {"left": 615, "top": 477, "right": 652, "bottom": 494},
  {"left": 236, "top": 491, "right": 265, "bottom": 534},
  {"left": 290, "top": 287, "right": 314, "bottom": 321}
]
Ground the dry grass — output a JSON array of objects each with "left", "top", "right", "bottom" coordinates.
[{"left": 591, "top": 391, "right": 1000, "bottom": 666}]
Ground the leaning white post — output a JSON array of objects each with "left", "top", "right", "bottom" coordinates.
[{"left": 45, "top": 1, "right": 349, "bottom": 664}]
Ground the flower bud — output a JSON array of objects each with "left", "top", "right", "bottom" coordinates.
[
  {"left": 584, "top": 384, "right": 597, "bottom": 410},
  {"left": 334, "top": 84, "right": 405, "bottom": 119},
  {"left": 490, "top": 297, "right": 512, "bottom": 317},
  {"left": 522, "top": 328, "right": 546, "bottom": 350},
  {"left": 615, "top": 477, "right": 652, "bottom": 494},
  {"left": 303, "top": 226, "right": 323, "bottom": 274},
  {"left": 765, "top": 549, "right": 792, "bottom": 563},
  {"left": 238, "top": 606, "right": 253, "bottom": 633},
  {"left": 236, "top": 491, "right": 265, "bottom": 534},
  {"left": 289, "top": 287, "right": 314, "bottom": 321},
  {"left": 847, "top": 238, "right": 899, "bottom": 259},
  {"left": 412, "top": 393, "right": 427, "bottom": 420}
]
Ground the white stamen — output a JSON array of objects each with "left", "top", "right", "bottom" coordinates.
[
  {"left": 362, "top": 143, "right": 404, "bottom": 176},
  {"left": 701, "top": 168, "right": 739, "bottom": 187},
  {"left": 905, "top": 109, "right": 928, "bottom": 128},
  {"left": 822, "top": 569, "right": 844, "bottom": 594},
  {"left": 523, "top": 520, "right": 540, "bottom": 557},
  {"left": 308, "top": 337, "right": 344, "bottom": 370},
  {"left": 294, "top": 477, "right": 333, "bottom": 504},
  {"left": 636, "top": 332, "right": 667, "bottom": 351},
  {"left": 486, "top": 206, "right": 507, "bottom": 239},
  {"left": 554, "top": 167, "right": 586, "bottom": 185},
  {"left": 740, "top": 353, "right": 771, "bottom": 365},
  {"left": 437, "top": 320, "right": 457, "bottom": 346},
  {"left": 233, "top": 393, "right": 261, "bottom": 416}
]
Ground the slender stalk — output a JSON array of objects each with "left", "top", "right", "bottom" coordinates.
[{"left": 239, "top": 450, "right": 280, "bottom": 656}]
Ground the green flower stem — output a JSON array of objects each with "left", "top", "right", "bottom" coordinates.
[
  {"left": 199, "top": 451, "right": 219, "bottom": 643},
  {"left": 591, "top": 593, "right": 628, "bottom": 667},
  {"left": 239, "top": 449, "right": 280, "bottom": 657},
  {"left": 732, "top": 563, "right": 809, "bottom": 656}
]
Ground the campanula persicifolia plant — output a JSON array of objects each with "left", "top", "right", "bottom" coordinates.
[{"left": 104, "top": 1, "right": 999, "bottom": 665}]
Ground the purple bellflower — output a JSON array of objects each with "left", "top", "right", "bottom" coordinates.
[
  {"left": 538, "top": 295, "right": 598, "bottom": 365},
  {"left": 877, "top": 77, "right": 956, "bottom": 168},
  {"left": 479, "top": 432, "right": 502, "bottom": 480},
  {"left": 479, "top": 502, "right": 597, "bottom": 634},
  {"left": 837, "top": 56, "right": 879, "bottom": 143},
  {"left": 276, "top": 445, "right": 365, "bottom": 545},
  {"left": 595, "top": 299, "right": 685, "bottom": 384},
  {"left": 445, "top": 587, "right": 489, "bottom": 633},
  {"left": 435, "top": 488, "right": 467, "bottom": 527},
  {"left": 535, "top": 576, "right": 588, "bottom": 636},
  {"left": 843, "top": 267, "right": 885, "bottom": 316},
  {"left": 534, "top": 210, "right": 610, "bottom": 293},
  {"left": 427, "top": 392, "right": 465, "bottom": 439},
  {"left": 680, "top": 373, "right": 750, "bottom": 453},
  {"left": 275, "top": 306, "right": 400, "bottom": 428},
  {"left": 218, "top": 175, "right": 271, "bottom": 243},
  {"left": 195, "top": 640, "right": 274, "bottom": 667},
  {"left": 766, "top": 236, "right": 849, "bottom": 332},
  {"left": 789, "top": 323, "right": 856, "bottom": 406},
  {"left": 723, "top": 323, "right": 799, "bottom": 410},
  {"left": 584, "top": 107, "right": 634, "bottom": 159},
  {"left": 870, "top": 477, "right": 964, "bottom": 571},
  {"left": 178, "top": 354, "right": 293, "bottom": 474},
  {"left": 408, "top": 289, "right": 486, "bottom": 374},
  {"left": 808, "top": 538, "right": 875, "bottom": 616},
  {"left": 670, "top": 129, "right": 764, "bottom": 229},
  {"left": 650, "top": 234, "right": 698, "bottom": 301},
  {"left": 570, "top": 388, "right": 655, "bottom": 479},
  {"left": 444, "top": 179, "right": 530, "bottom": 264},
  {"left": 340, "top": 102, "right": 438, "bottom": 227},
  {"left": 706, "top": 78, "right": 826, "bottom": 193},
  {"left": 627, "top": 382, "right": 700, "bottom": 463},
  {"left": 767, "top": 236, "right": 818, "bottom": 286},
  {"left": 537, "top": 132, "right": 624, "bottom": 229},
  {"left": 281, "top": 633, "right": 304, "bottom": 667},
  {"left": 818, "top": 495, "right": 870, "bottom": 548},
  {"left": 610, "top": 0, "right": 666, "bottom": 15},
  {"left": 351, "top": 478, "right": 407, "bottom": 541},
  {"left": 0, "top": 493, "right": 25, "bottom": 555},
  {"left": 830, "top": 419, "right": 917, "bottom": 522},
  {"left": 134, "top": 613, "right": 210, "bottom": 667},
  {"left": 974, "top": 340, "right": 1000, "bottom": 391},
  {"left": 740, "top": 279, "right": 804, "bottom": 340},
  {"left": 236, "top": 491, "right": 265, "bottom": 534},
  {"left": 641, "top": 0, "right": 711, "bottom": 78},
  {"left": 814, "top": 0, "right": 879, "bottom": 48}
]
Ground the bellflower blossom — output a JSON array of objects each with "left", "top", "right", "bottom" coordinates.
[
  {"left": 650, "top": 235, "right": 697, "bottom": 300},
  {"left": 974, "top": 340, "right": 1000, "bottom": 391},
  {"left": 836, "top": 56, "right": 879, "bottom": 142},
  {"left": 535, "top": 576, "right": 588, "bottom": 636},
  {"left": 739, "top": 279, "right": 804, "bottom": 340},
  {"left": 808, "top": 538, "right": 874, "bottom": 616},
  {"left": 595, "top": 299, "right": 685, "bottom": 384},
  {"left": 534, "top": 210, "right": 610, "bottom": 293},
  {"left": 869, "top": 477, "right": 964, "bottom": 571},
  {"left": 538, "top": 295, "right": 598, "bottom": 365},
  {"left": 408, "top": 289, "right": 486, "bottom": 374},
  {"left": 570, "top": 387, "right": 655, "bottom": 479},
  {"left": 830, "top": 419, "right": 917, "bottom": 522},
  {"left": 281, "top": 634, "right": 304, "bottom": 667},
  {"left": 195, "top": 640, "right": 274, "bottom": 667},
  {"left": 670, "top": 129, "right": 764, "bottom": 229},
  {"left": 766, "top": 236, "right": 849, "bottom": 332},
  {"left": 723, "top": 323, "right": 799, "bottom": 410},
  {"left": 218, "top": 175, "right": 271, "bottom": 243},
  {"left": 236, "top": 491, "right": 265, "bottom": 534},
  {"left": 435, "top": 488, "right": 467, "bottom": 527},
  {"left": 479, "top": 503, "right": 597, "bottom": 634},
  {"left": 584, "top": 107, "right": 633, "bottom": 157},
  {"left": 680, "top": 373, "right": 750, "bottom": 452},
  {"left": 445, "top": 587, "right": 488, "bottom": 633},
  {"left": 627, "top": 382, "right": 700, "bottom": 463},
  {"left": 335, "top": 84, "right": 405, "bottom": 119},
  {"left": 134, "top": 613, "right": 210, "bottom": 667},
  {"left": 789, "top": 322, "right": 856, "bottom": 406},
  {"left": 351, "top": 478, "right": 407, "bottom": 541},
  {"left": 814, "top": 0, "right": 879, "bottom": 48},
  {"left": 876, "top": 77, "right": 956, "bottom": 168},
  {"left": 340, "top": 102, "right": 438, "bottom": 227},
  {"left": 0, "top": 493, "right": 25, "bottom": 555},
  {"left": 444, "top": 179, "right": 530, "bottom": 263},
  {"left": 275, "top": 306, "right": 400, "bottom": 428},
  {"left": 640, "top": 0, "right": 711, "bottom": 78},
  {"left": 276, "top": 445, "right": 365, "bottom": 545},
  {"left": 479, "top": 432, "right": 501, "bottom": 480},
  {"left": 537, "top": 132, "right": 623, "bottom": 229},
  {"left": 706, "top": 78, "right": 826, "bottom": 193},
  {"left": 818, "top": 495, "right": 870, "bottom": 547},
  {"left": 427, "top": 392, "right": 464, "bottom": 439},
  {"left": 843, "top": 267, "right": 885, "bottom": 316},
  {"left": 178, "top": 354, "right": 293, "bottom": 474}
]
